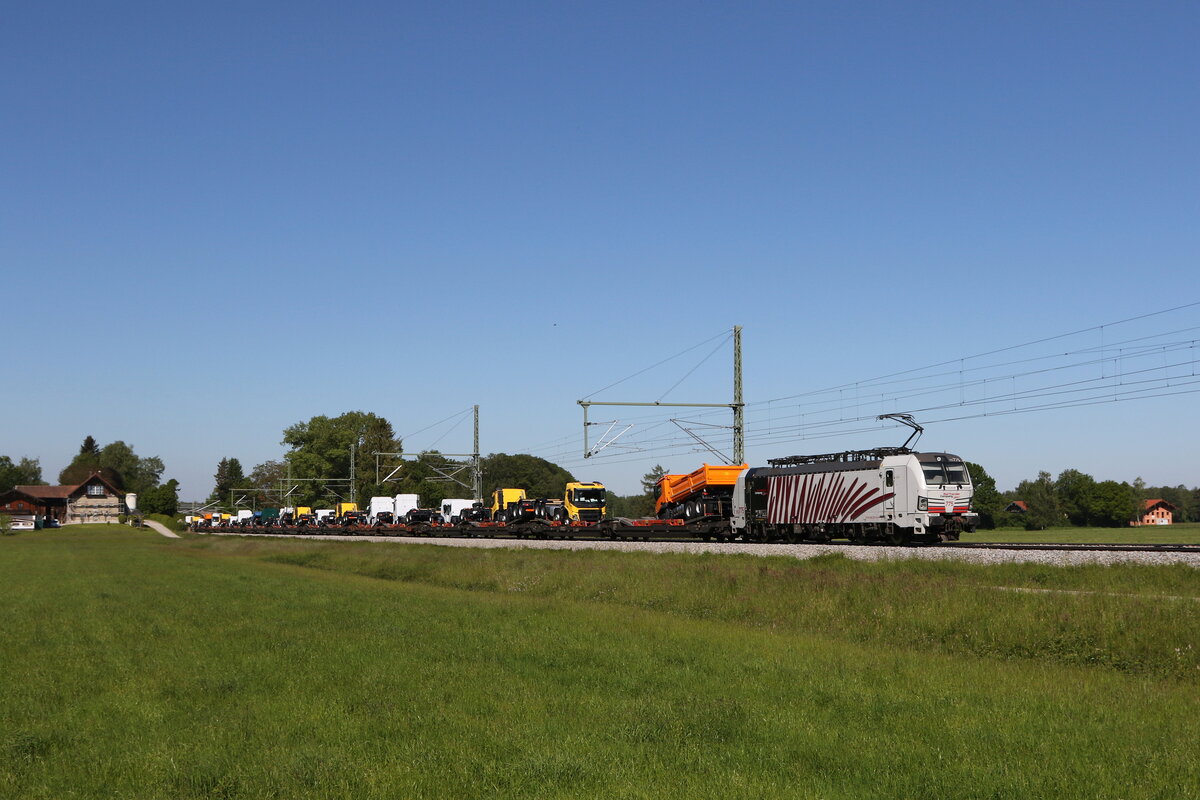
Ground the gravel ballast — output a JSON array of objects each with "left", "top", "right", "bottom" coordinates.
[{"left": 212, "top": 532, "right": 1200, "bottom": 568}]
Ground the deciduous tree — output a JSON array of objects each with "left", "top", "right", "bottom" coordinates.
[
  {"left": 141, "top": 479, "right": 180, "bottom": 516},
  {"left": 0, "top": 456, "right": 44, "bottom": 493},
  {"left": 480, "top": 453, "right": 575, "bottom": 500},
  {"left": 282, "top": 411, "right": 401, "bottom": 505},
  {"left": 1054, "top": 468, "right": 1097, "bottom": 526},
  {"left": 249, "top": 460, "right": 289, "bottom": 499},
  {"left": 964, "top": 462, "right": 1003, "bottom": 529},
  {"left": 1016, "top": 471, "right": 1062, "bottom": 530},
  {"left": 1088, "top": 480, "right": 1140, "bottom": 527},
  {"left": 99, "top": 441, "right": 164, "bottom": 495}
]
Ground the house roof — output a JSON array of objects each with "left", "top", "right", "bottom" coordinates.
[
  {"left": 14, "top": 472, "right": 126, "bottom": 500},
  {"left": 1006, "top": 500, "right": 1028, "bottom": 511},
  {"left": 0, "top": 487, "right": 53, "bottom": 504},
  {"left": 15, "top": 484, "right": 73, "bottom": 499},
  {"left": 1143, "top": 498, "right": 1177, "bottom": 511}
]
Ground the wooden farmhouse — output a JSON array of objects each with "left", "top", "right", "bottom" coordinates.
[
  {"left": 0, "top": 472, "right": 128, "bottom": 526},
  {"left": 1132, "top": 498, "right": 1177, "bottom": 526}
]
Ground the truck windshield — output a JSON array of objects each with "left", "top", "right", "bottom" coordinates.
[
  {"left": 922, "top": 464, "right": 971, "bottom": 486},
  {"left": 571, "top": 489, "right": 606, "bottom": 506}
]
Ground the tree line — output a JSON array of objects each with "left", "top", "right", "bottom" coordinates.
[{"left": 966, "top": 462, "right": 1197, "bottom": 530}]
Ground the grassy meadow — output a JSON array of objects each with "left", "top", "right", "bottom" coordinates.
[
  {"left": 2, "top": 526, "right": 1197, "bottom": 799},
  {"left": 965, "top": 521, "right": 1200, "bottom": 544}
]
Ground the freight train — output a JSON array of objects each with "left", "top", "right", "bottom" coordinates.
[{"left": 192, "top": 446, "right": 976, "bottom": 545}]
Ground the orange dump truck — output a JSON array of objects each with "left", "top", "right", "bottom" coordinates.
[{"left": 656, "top": 463, "right": 748, "bottom": 521}]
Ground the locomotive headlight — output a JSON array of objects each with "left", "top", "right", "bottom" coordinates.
[{"left": 917, "top": 496, "right": 928, "bottom": 511}]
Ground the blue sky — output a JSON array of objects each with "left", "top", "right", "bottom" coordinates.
[{"left": 3, "top": 1, "right": 1198, "bottom": 499}]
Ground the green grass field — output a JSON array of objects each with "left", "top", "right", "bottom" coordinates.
[
  {"left": 966, "top": 521, "right": 1200, "bottom": 544},
  {"left": 2, "top": 527, "right": 1197, "bottom": 798}
]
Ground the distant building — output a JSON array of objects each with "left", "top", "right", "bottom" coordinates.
[
  {"left": 1005, "top": 500, "right": 1028, "bottom": 514},
  {"left": 1132, "top": 498, "right": 1177, "bottom": 526},
  {"left": 0, "top": 472, "right": 128, "bottom": 525}
]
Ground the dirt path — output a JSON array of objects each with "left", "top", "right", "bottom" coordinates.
[{"left": 144, "top": 520, "right": 180, "bottom": 538}]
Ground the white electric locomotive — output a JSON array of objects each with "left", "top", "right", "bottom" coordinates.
[{"left": 730, "top": 448, "right": 977, "bottom": 544}]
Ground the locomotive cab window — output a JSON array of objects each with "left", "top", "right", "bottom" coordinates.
[
  {"left": 921, "top": 463, "right": 972, "bottom": 487},
  {"left": 945, "top": 465, "right": 969, "bottom": 486},
  {"left": 884, "top": 470, "right": 893, "bottom": 487}
]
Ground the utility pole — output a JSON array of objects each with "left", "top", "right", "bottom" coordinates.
[
  {"left": 473, "top": 404, "right": 482, "bottom": 500},
  {"left": 733, "top": 324, "right": 744, "bottom": 464}
]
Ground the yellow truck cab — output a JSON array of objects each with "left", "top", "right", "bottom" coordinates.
[
  {"left": 563, "top": 481, "right": 607, "bottom": 522},
  {"left": 489, "top": 488, "right": 527, "bottom": 522}
]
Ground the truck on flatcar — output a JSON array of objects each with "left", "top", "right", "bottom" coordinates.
[
  {"left": 656, "top": 463, "right": 748, "bottom": 521},
  {"left": 489, "top": 488, "right": 527, "bottom": 522},
  {"left": 538, "top": 482, "right": 607, "bottom": 522},
  {"left": 562, "top": 481, "right": 607, "bottom": 522}
]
